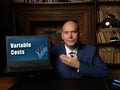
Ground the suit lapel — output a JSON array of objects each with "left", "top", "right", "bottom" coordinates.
[
  {"left": 59, "top": 44, "right": 66, "bottom": 55},
  {"left": 77, "top": 44, "right": 84, "bottom": 61}
]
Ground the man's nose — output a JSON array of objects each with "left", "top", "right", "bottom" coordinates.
[{"left": 68, "top": 32, "right": 72, "bottom": 38}]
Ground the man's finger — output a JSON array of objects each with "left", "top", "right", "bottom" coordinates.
[{"left": 59, "top": 54, "right": 71, "bottom": 63}]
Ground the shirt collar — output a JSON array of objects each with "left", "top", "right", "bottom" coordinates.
[{"left": 65, "top": 45, "right": 77, "bottom": 56}]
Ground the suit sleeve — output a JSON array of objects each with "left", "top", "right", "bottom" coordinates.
[{"left": 78, "top": 46, "right": 109, "bottom": 78}]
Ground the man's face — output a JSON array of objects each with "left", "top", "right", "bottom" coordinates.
[{"left": 61, "top": 23, "right": 80, "bottom": 48}]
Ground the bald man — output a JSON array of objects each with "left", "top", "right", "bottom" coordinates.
[{"left": 50, "top": 21, "right": 108, "bottom": 78}]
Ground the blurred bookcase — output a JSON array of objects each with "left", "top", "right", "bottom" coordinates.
[
  {"left": 11, "top": 0, "right": 120, "bottom": 66},
  {"left": 96, "top": 1, "right": 120, "bottom": 65}
]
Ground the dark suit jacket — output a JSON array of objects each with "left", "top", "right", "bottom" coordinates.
[{"left": 50, "top": 43, "right": 109, "bottom": 78}]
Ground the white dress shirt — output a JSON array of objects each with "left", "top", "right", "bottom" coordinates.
[
  {"left": 65, "top": 45, "right": 77, "bottom": 57},
  {"left": 65, "top": 45, "right": 79, "bottom": 72}
]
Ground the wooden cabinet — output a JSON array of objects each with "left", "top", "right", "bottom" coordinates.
[{"left": 12, "top": 2, "right": 96, "bottom": 46}]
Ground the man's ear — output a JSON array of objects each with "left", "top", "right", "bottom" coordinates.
[
  {"left": 61, "top": 32, "right": 64, "bottom": 40},
  {"left": 79, "top": 31, "right": 82, "bottom": 38},
  {"left": 80, "top": 32, "right": 82, "bottom": 36}
]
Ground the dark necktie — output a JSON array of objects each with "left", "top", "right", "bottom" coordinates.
[{"left": 69, "top": 52, "right": 75, "bottom": 57}]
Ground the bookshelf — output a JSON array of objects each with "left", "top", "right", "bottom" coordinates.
[
  {"left": 96, "top": 28, "right": 120, "bottom": 78},
  {"left": 96, "top": 0, "right": 120, "bottom": 79},
  {"left": 96, "top": 1, "right": 120, "bottom": 65},
  {"left": 11, "top": 0, "right": 120, "bottom": 78},
  {"left": 12, "top": 0, "right": 120, "bottom": 65}
]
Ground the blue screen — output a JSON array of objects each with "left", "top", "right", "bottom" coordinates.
[{"left": 6, "top": 36, "right": 49, "bottom": 62}]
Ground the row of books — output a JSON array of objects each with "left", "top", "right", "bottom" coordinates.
[
  {"left": 70, "top": 0, "right": 92, "bottom": 2},
  {"left": 96, "top": 28, "right": 120, "bottom": 44},
  {"left": 13, "top": 0, "right": 43, "bottom": 3},
  {"left": 99, "top": 0, "right": 120, "bottom": 1},
  {"left": 99, "top": 47, "right": 120, "bottom": 64},
  {"left": 12, "top": 0, "right": 93, "bottom": 3},
  {"left": 12, "top": 0, "right": 120, "bottom": 3}
]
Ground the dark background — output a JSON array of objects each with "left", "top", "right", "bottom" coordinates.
[{"left": 0, "top": 0, "right": 13, "bottom": 76}]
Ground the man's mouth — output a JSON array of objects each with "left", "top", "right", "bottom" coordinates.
[{"left": 68, "top": 40, "right": 74, "bottom": 43}]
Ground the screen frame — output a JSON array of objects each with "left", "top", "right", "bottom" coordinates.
[{"left": 5, "top": 35, "right": 53, "bottom": 73}]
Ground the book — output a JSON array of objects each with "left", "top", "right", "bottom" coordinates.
[
  {"left": 114, "top": 78, "right": 120, "bottom": 83},
  {"left": 112, "top": 78, "right": 120, "bottom": 87},
  {"left": 112, "top": 82, "right": 120, "bottom": 87}
]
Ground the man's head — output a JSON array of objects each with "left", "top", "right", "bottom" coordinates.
[{"left": 61, "top": 21, "right": 81, "bottom": 50}]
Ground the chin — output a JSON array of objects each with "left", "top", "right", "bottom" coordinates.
[{"left": 66, "top": 43, "right": 76, "bottom": 47}]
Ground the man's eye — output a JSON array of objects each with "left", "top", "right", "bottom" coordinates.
[
  {"left": 72, "top": 31, "right": 77, "bottom": 33},
  {"left": 64, "top": 32, "right": 68, "bottom": 34}
]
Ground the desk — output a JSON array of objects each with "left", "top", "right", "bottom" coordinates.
[
  {"left": 0, "top": 77, "right": 16, "bottom": 90},
  {"left": 0, "top": 76, "right": 120, "bottom": 90},
  {"left": 8, "top": 77, "right": 110, "bottom": 90},
  {"left": 105, "top": 79, "right": 120, "bottom": 90}
]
